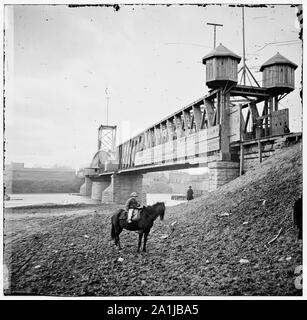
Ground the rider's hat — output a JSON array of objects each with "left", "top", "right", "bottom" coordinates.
[{"left": 130, "top": 192, "right": 138, "bottom": 197}]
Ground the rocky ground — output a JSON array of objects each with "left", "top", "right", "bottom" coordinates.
[{"left": 4, "top": 142, "right": 303, "bottom": 296}]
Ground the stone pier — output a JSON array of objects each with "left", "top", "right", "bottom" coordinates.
[
  {"left": 90, "top": 177, "right": 112, "bottom": 201},
  {"left": 79, "top": 177, "right": 92, "bottom": 196},
  {"left": 102, "top": 173, "right": 145, "bottom": 205},
  {"left": 208, "top": 161, "right": 240, "bottom": 192}
]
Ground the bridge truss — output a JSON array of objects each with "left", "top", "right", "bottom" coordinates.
[{"left": 116, "top": 83, "right": 287, "bottom": 172}]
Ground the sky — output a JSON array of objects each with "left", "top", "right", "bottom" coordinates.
[{"left": 4, "top": 3, "right": 302, "bottom": 169}]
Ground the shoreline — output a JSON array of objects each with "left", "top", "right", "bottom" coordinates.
[{"left": 4, "top": 202, "right": 108, "bottom": 211}]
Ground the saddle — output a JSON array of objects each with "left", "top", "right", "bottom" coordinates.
[{"left": 119, "top": 208, "right": 142, "bottom": 222}]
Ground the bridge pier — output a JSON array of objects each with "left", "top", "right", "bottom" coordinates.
[
  {"left": 80, "top": 177, "right": 92, "bottom": 196},
  {"left": 101, "top": 173, "right": 146, "bottom": 205},
  {"left": 91, "top": 177, "right": 112, "bottom": 201},
  {"left": 208, "top": 161, "right": 240, "bottom": 192}
]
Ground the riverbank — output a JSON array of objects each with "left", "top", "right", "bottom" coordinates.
[
  {"left": 4, "top": 142, "right": 302, "bottom": 296},
  {"left": 4, "top": 193, "right": 99, "bottom": 209},
  {"left": 4, "top": 192, "right": 187, "bottom": 209},
  {"left": 4, "top": 204, "right": 119, "bottom": 249}
]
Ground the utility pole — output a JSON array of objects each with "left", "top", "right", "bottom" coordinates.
[
  {"left": 105, "top": 87, "right": 110, "bottom": 125},
  {"left": 237, "top": 7, "right": 260, "bottom": 87},
  {"left": 242, "top": 7, "right": 246, "bottom": 85},
  {"left": 207, "top": 22, "right": 223, "bottom": 48}
]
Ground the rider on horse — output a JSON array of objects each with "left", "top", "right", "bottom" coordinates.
[{"left": 125, "top": 192, "right": 140, "bottom": 223}]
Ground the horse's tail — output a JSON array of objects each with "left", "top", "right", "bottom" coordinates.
[{"left": 111, "top": 211, "right": 120, "bottom": 240}]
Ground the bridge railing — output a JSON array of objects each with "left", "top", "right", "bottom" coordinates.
[{"left": 119, "top": 125, "right": 222, "bottom": 170}]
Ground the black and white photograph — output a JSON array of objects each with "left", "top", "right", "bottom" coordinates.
[{"left": 1, "top": 1, "right": 304, "bottom": 299}]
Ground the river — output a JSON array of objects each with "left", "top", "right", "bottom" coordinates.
[{"left": 4, "top": 193, "right": 187, "bottom": 209}]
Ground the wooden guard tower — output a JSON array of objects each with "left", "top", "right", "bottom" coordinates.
[
  {"left": 260, "top": 52, "right": 297, "bottom": 93},
  {"left": 202, "top": 45, "right": 297, "bottom": 164},
  {"left": 257, "top": 52, "right": 297, "bottom": 138},
  {"left": 202, "top": 43, "right": 241, "bottom": 89},
  {"left": 202, "top": 43, "right": 243, "bottom": 161}
]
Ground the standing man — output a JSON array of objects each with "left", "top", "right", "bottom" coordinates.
[{"left": 187, "top": 186, "right": 194, "bottom": 201}]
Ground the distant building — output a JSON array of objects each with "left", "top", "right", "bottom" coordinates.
[
  {"left": 4, "top": 163, "right": 84, "bottom": 194},
  {"left": 9, "top": 162, "right": 25, "bottom": 170},
  {"left": 143, "top": 172, "right": 171, "bottom": 193},
  {"left": 143, "top": 172, "right": 168, "bottom": 184},
  {"left": 189, "top": 173, "right": 210, "bottom": 196},
  {"left": 168, "top": 171, "right": 210, "bottom": 196}
]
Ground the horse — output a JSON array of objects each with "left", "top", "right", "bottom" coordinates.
[{"left": 111, "top": 202, "right": 165, "bottom": 252}]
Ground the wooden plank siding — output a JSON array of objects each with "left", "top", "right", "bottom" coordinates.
[
  {"left": 262, "top": 65, "right": 295, "bottom": 89},
  {"left": 206, "top": 57, "right": 238, "bottom": 83},
  {"left": 116, "top": 84, "right": 274, "bottom": 170}
]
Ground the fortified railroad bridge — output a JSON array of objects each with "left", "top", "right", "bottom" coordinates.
[{"left": 81, "top": 44, "right": 301, "bottom": 204}]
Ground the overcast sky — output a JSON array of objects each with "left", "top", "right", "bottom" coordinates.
[{"left": 4, "top": 4, "right": 302, "bottom": 169}]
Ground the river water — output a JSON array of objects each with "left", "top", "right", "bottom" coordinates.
[{"left": 4, "top": 193, "right": 187, "bottom": 209}]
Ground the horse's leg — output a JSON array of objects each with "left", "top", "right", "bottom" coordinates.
[
  {"left": 116, "top": 227, "right": 123, "bottom": 250},
  {"left": 112, "top": 214, "right": 122, "bottom": 249},
  {"left": 115, "top": 235, "right": 120, "bottom": 249},
  {"left": 143, "top": 230, "right": 149, "bottom": 252},
  {"left": 137, "top": 232, "right": 143, "bottom": 253}
]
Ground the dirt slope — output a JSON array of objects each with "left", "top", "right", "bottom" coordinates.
[{"left": 5, "top": 142, "right": 302, "bottom": 296}]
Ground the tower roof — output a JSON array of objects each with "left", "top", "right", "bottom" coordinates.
[
  {"left": 260, "top": 52, "right": 298, "bottom": 71},
  {"left": 202, "top": 43, "right": 241, "bottom": 64}
]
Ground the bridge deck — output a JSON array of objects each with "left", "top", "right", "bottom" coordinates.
[{"left": 230, "top": 132, "right": 302, "bottom": 147}]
